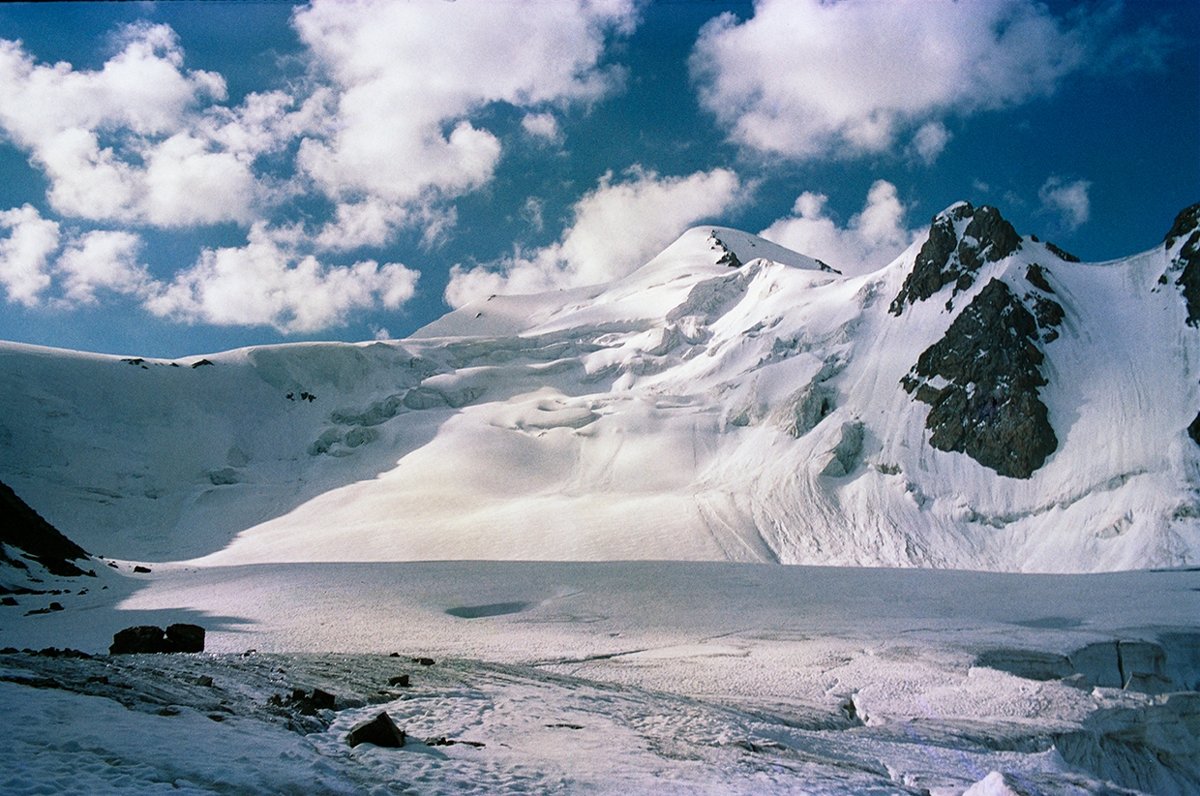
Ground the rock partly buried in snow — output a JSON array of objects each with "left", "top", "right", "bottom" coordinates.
[
  {"left": 347, "top": 711, "right": 406, "bottom": 748},
  {"left": 889, "top": 202, "right": 1022, "bottom": 314},
  {"left": 1164, "top": 202, "right": 1200, "bottom": 326},
  {"left": 901, "top": 279, "right": 1058, "bottom": 479},
  {"left": 110, "top": 623, "right": 205, "bottom": 654}
]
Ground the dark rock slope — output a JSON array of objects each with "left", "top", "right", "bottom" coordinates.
[
  {"left": 1164, "top": 202, "right": 1200, "bottom": 327},
  {"left": 1165, "top": 203, "right": 1200, "bottom": 446},
  {"left": 901, "top": 278, "right": 1060, "bottom": 479},
  {"left": 1, "top": 480, "right": 91, "bottom": 579},
  {"left": 891, "top": 204, "right": 1066, "bottom": 479}
]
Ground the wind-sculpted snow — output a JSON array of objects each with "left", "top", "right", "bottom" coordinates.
[{"left": 0, "top": 210, "right": 1198, "bottom": 571}]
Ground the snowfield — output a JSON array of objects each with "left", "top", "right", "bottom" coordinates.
[
  {"left": 2, "top": 562, "right": 1199, "bottom": 794},
  {"left": 2, "top": 209, "right": 1198, "bottom": 792}
]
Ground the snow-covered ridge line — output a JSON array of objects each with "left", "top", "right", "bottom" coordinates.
[{"left": 1, "top": 205, "right": 1198, "bottom": 572}]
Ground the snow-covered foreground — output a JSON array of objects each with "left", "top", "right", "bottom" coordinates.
[{"left": 2, "top": 561, "right": 1198, "bottom": 794}]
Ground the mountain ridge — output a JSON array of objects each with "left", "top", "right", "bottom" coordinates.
[{"left": 0, "top": 201, "right": 1197, "bottom": 572}]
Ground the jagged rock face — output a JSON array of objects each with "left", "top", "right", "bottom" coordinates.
[
  {"left": 890, "top": 202, "right": 1022, "bottom": 315},
  {"left": 1, "top": 480, "right": 90, "bottom": 577},
  {"left": 901, "top": 279, "right": 1058, "bottom": 479},
  {"left": 708, "top": 233, "right": 743, "bottom": 268},
  {"left": 1164, "top": 202, "right": 1200, "bottom": 326}
]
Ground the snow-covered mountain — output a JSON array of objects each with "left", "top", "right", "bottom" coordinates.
[{"left": 2, "top": 206, "right": 1198, "bottom": 572}]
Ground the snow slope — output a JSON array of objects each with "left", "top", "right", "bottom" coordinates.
[{"left": 0, "top": 213, "right": 1197, "bottom": 571}]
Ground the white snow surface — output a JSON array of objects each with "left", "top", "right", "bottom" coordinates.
[
  {"left": 1, "top": 224, "right": 1196, "bottom": 571},
  {"left": 2, "top": 561, "right": 1198, "bottom": 794}
]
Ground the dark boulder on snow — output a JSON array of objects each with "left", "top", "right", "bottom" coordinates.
[
  {"left": 347, "top": 711, "right": 406, "bottom": 748},
  {"left": 110, "top": 625, "right": 171, "bottom": 654},
  {"left": 901, "top": 279, "right": 1058, "bottom": 479},
  {"left": 0, "top": 479, "right": 91, "bottom": 578},
  {"left": 890, "top": 202, "right": 1022, "bottom": 315},
  {"left": 165, "top": 623, "right": 206, "bottom": 653},
  {"left": 1164, "top": 202, "right": 1200, "bottom": 327},
  {"left": 110, "top": 623, "right": 205, "bottom": 654}
]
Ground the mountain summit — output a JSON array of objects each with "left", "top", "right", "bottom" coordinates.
[{"left": 1, "top": 202, "right": 1198, "bottom": 572}]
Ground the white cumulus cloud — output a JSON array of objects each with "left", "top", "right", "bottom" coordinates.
[
  {"left": 1038, "top": 176, "right": 1091, "bottom": 231},
  {"left": 0, "top": 24, "right": 270, "bottom": 227},
  {"left": 446, "top": 167, "right": 746, "bottom": 307},
  {"left": 521, "top": 112, "right": 564, "bottom": 144},
  {"left": 294, "top": 0, "right": 638, "bottom": 248},
  {"left": 145, "top": 224, "right": 419, "bottom": 333},
  {"left": 0, "top": 205, "right": 60, "bottom": 306},
  {"left": 56, "top": 230, "right": 150, "bottom": 306},
  {"left": 691, "top": 0, "right": 1090, "bottom": 162},
  {"left": 759, "top": 180, "right": 917, "bottom": 276}
]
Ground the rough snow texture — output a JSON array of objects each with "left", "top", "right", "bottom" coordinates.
[
  {"left": 0, "top": 213, "right": 1198, "bottom": 572},
  {"left": 1, "top": 562, "right": 1198, "bottom": 794}
]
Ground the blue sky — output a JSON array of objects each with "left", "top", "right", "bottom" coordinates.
[{"left": 0, "top": 0, "right": 1195, "bottom": 358}]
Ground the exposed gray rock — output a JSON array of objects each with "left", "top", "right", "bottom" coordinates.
[
  {"left": 901, "top": 279, "right": 1057, "bottom": 478},
  {"left": 890, "top": 202, "right": 1021, "bottom": 314},
  {"left": 347, "top": 711, "right": 406, "bottom": 748}
]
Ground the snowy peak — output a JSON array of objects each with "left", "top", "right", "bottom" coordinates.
[
  {"left": 889, "top": 201, "right": 1023, "bottom": 314},
  {"left": 695, "top": 226, "right": 836, "bottom": 273}
]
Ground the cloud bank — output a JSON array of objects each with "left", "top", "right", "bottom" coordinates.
[
  {"left": 0, "top": 0, "right": 640, "bottom": 330},
  {"left": 759, "top": 181, "right": 917, "bottom": 276},
  {"left": 691, "top": 0, "right": 1091, "bottom": 162}
]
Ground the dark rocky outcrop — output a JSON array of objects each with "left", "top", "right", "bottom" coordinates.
[
  {"left": 0, "top": 480, "right": 91, "bottom": 578},
  {"left": 1164, "top": 202, "right": 1200, "bottom": 326},
  {"left": 901, "top": 279, "right": 1058, "bottom": 478},
  {"left": 347, "top": 711, "right": 406, "bottom": 748},
  {"left": 110, "top": 623, "right": 205, "bottom": 654},
  {"left": 709, "top": 233, "right": 743, "bottom": 269},
  {"left": 1023, "top": 264, "right": 1065, "bottom": 343},
  {"left": 1189, "top": 411, "right": 1200, "bottom": 447},
  {"left": 890, "top": 202, "right": 1022, "bottom": 315},
  {"left": 1045, "top": 241, "right": 1080, "bottom": 262}
]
